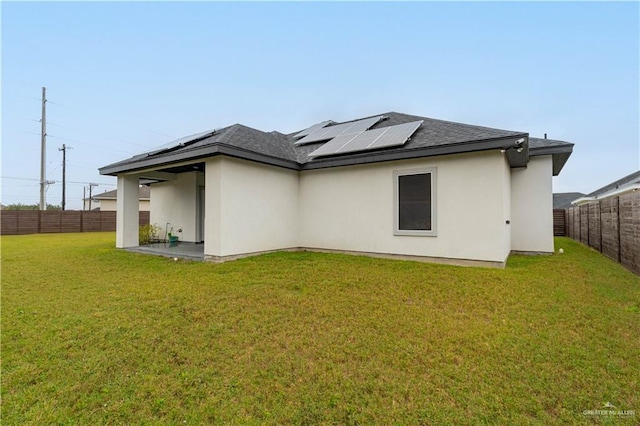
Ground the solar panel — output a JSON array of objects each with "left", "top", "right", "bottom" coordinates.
[
  {"left": 293, "top": 120, "right": 333, "bottom": 139},
  {"left": 146, "top": 129, "right": 217, "bottom": 157},
  {"left": 295, "top": 116, "right": 385, "bottom": 145},
  {"left": 308, "top": 120, "right": 423, "bottom": 158}
]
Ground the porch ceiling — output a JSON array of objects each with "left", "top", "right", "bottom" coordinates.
[{"left": 159, "top": 162, "right": 205, "bottom": 174}]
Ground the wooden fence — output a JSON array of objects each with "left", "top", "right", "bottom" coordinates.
[
  {"left": 1, "top": 211, "right": 150, "bottom": 235},
  {"left": 566, "top": 191, "right": 640, "bottom": 275},
  {"left": 553, "top": 209, "right": 566, "bottom": 236}
]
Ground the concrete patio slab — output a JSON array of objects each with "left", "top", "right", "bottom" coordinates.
[{"left": 125, "top": 242, "right": 205, "bottom": 261}]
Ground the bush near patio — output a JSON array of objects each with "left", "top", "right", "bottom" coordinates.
[{"left": 2, "top": 233, "right": 639, "bottom": 424}]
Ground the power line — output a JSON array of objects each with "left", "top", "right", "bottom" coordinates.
[
  {"left": 2, "top": 176, "right": 40, "bottom": 182},
  {"left": 33, "top": 96, "right": 178, "bottom": 142},
  {"left": 2, "top": 176, "right": 116, "bottom": 186},
  {"left": 45, "top": 121, "right": 73, "bottom": 130},
  {"left": 13, "top": 115, "right": 153, "bottom": 150},
  {"left": 66, "top": 180, "right": 116, "bottom": 186},
  {"left": 67, "top": 162, "right": 101, "bottom": 171},
  {"left": 48, "top": 134, "right": 138, "bottom": 155}
]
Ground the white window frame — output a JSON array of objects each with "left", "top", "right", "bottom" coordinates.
[{"left": 393, "top": 167, "right": 437, "bottom": 237}]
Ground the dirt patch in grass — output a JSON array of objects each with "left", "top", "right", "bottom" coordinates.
[{"left": 2, "top": 233, "right": 639, "bottom": 424}]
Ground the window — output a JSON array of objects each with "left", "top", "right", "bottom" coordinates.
[{"left": 394, "top": 168, "right": 437, "bottom": 236}]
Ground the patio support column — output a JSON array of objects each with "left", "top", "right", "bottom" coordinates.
[
  {"left": 116, "top": 174, "right": 139, "bottom": 248},
  {"left": 204, "top": 158, "right": 222, "bottom": 258}
]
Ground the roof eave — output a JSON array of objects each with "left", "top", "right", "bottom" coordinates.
[
  {"left": 99, "top": 133, "right": 573, "bottom": 176},
  {"left": 529, "top": 143, "right": 574, "bottom": 176},
  {"left": 301, "top": 135, "right": 529, "bottom": 170},
  {"left": 99, "top": 143, "right": 299, "bottom": 176}
]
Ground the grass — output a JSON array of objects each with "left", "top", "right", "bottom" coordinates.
[{"left": 2, "top": 233, "right": 639, "bottom": 424}]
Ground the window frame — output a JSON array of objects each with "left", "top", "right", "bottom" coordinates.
[{"left": 393, "top": 167, "right": 437, "bottom": 237}]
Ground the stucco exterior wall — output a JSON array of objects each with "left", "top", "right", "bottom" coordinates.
[
  {"left": 98, "top": 199, "right": 150, "bottom": 212},
  {"left": 299, "top": 151, "right": 512, "bottom": 264},
  {"left": 204, "top": 157, "right": 299, "bottom": 257},
  {"left": 502, "top": 155, "right": 512, "bottom": 256},
  {"left": 150, "top": 172, "right": 199, "bottom": 242},
  {"left": 510, "top": 155, "right": 554, "bottom": 253},
  {"left": 146, "top": 151, "right": 553, "bottom": 265}
]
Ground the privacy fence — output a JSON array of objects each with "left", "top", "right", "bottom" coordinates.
[
  {"left": 1, "top": 211, "right": 150, "bottom": 235},
  {"left": 566, "top": 191, "right": 640, "bottom": 275},
  {"left": 553, "top": 209, "right": 567, "bottom": 237}
]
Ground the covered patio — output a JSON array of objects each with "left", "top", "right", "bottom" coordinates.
[{"left": 126, "top": 242, "right": 205, "bottom": 261}]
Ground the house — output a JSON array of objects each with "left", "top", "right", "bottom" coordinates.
[
  {"left": 99, "top": 111, "right": 574, "bottom": 267},
  {"left": 571, "top": 170, "right": 640, "bottom": 205},
  {"left": 553, "top": 192, "right": 585, "bottom": 209},
  {"left": 85, "top": 187, "right": 151, "bottom": 212}
]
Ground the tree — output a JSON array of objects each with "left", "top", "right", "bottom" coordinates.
[{"left": 3, "top": 203, "right": 62, "bottom": 211}]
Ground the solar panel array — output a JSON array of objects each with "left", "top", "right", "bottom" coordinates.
[
  {"left": 146, "top": 129, "right": 217, "bottom": 157},
  {"left": 308, "top": 120, "right": 423, "bottom": 158},
  {"left": 295, "top": 116, "right": 385, "bottom": 145},
  {"left": 293, "top": 120, "right": 334, "bottom": 139}
]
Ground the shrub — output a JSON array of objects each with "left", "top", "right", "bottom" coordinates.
[{"left": 139, "top": 223, "right": 160, "bottom": 245}]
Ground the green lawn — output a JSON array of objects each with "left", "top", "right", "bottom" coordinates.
[{"left": 2, "top": 233, "right": 639, "bottom": 424}]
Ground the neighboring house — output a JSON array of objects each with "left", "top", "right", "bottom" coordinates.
[
  {"left": 99, "top": 111, "right": 574, "bottom": 267},
  {"left": 572, "top": 170, "right": 640, "bottom": 205},
  {"left": 82, "top": 198, "right": 101, "bottom": 211},
  {"left": 86, "top": 187, "right": 151, "bottom": 212},
  {"left": 553, "top": 192, "right": 586, "bottom": 209}
]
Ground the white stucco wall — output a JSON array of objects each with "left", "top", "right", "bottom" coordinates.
[
  {"left": 150, "top": 172, "right": 200, "bottom": 242},
  {"left": 98, "top": 199, "right": 150, "bottom": 212},
  {"left": 143, "top": 150, "right": 552, "bottom": 264},
  {"left": 299, "top": 151, "right": 512, "bottom": 263},
  {"left": 502, "top": 155, "right": 512, "bottom": 257},
  {"left": 510, "top": 155, "right": 554, "bottom": 253},
  {"left": 204, "top": 157, "right": 299, "bottom": 257}
]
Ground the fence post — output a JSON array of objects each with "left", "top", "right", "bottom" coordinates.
[
  {"left": 587, "top": 203, "right": 590, "bottom": 247},
  {"left": 578, "top": 207, "right": 581, "bottom": 242},
  {"left": 616, "top": 197, "right": 621, "bottom": 262},
  {"left": 599, "top": 200, "right": 603, "bottom": 252}
]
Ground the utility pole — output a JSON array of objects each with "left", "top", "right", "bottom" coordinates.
[
  {"left": 39, "top": 87, "right": 47, "bottom": 210},
  {"left": 88, "top": 183, "right": 98, "bottom": 211},
  {"left": 83, "top": 186, "right": 86, "bottom": 211},
  {"left": 58, "top": 144, "right": 67, "bottom": 210}
]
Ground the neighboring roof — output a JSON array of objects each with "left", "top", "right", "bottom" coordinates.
[
  {"left": 91, "top": 186, "right": 150, "bottom": 200},
  {"left": 571, "top": 170, "right": 640, "bottom": 205},
  {"left": 553, "top": 192, "right": 586, "bottom": 209},
  {"left": 100, "top": 111, "right": 574, "bottom": 177},
  {"left": 588, "top": 170, "right": 640, "bottom": 197}
]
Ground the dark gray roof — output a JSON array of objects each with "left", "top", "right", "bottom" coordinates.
[
  {"left": 99, "top": 111, "right": 574, "bottom": 176},
  {"left": 528, "top": 137, "right": 574, "bottom": 176},
  {"left": 553, "top": 192, "right": 585, "bottom": 209},
  {"left": 92, "top": 186, "right": 150, "bottom": 200},
  {"left": 588, "top": 170, "right": 640, "bottom": 197}
]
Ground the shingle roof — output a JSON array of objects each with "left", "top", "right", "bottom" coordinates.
[
  {"left": 99, "top": 111, "right": 574, "bottom": 176},
  {"left": 553, "top": 192, "right": 585, "bottom": 209},
  {"left": 588, "top": 170, "right": 640, "bottom": 197}
]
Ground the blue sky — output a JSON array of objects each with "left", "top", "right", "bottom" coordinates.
[{"left": 2, "top": 1, "right": 638, "bottom": 209}]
